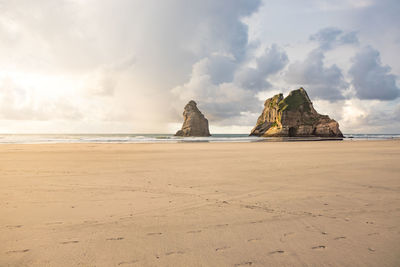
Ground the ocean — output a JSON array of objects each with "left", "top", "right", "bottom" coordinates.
[{"left": 0, "top": 134, "right": 398, "bottom": 144}]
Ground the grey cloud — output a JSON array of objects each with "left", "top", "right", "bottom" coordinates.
[
  {"left": 350, "top": 0, "right": 400, "bottom": 40},
  {"left": 340, "top": 31, "right": 358, "bottom": 45},
  {"left": 257, "top": 44, "right": 289, "bottom": 77},
  {"left": 234, "top": 44, "right": 288, "bottom": 91},
  {"left": 395, "top": 104, "right": 400, "bottom": 118},
  {"left": 285, "top": 49, "right": 348, "bottom": 101},
  {"left": 182, "top": 0, "right": 262, "bottom": 61},
  {"left": 335, "top": 0, "right": 400, "bottom": 77},
  {"left": 349, "top": 46, "right": 399, "bottom": 100},
  {"left": 309, "top": 27, "right": 358, "bottom": 50},
  {"left": 234, "top": 67, "right": 272, "bottom": 92},
  {"left": 197, "top": 54, "right": 237, "bottom": 85},
  {"left": 284, "top": 27, "right": 359, "bottom": 101},
  {"left": 310, "top": 27, "right": 342, "bottom": 49}
]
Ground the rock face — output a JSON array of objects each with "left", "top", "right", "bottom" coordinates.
[
  {"left": 250, "top": 88, "right": 343, "bottom": 137},
  {"left": 175, "top": 100, "right": 211, "bottom": 137}
]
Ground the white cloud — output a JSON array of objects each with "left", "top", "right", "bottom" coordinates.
[{"left": 0, "top": 76, "right": 82, "bottom": 121}]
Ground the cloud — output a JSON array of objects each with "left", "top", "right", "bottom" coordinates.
[
  {"left": 234, "top": 44, "right": 288, "bottom": 91},
  {"left": 0, "top": 77, "right": 82, "bottom": 121},
  {"left": 83, "top": 54, "right": 136, "bottom": 97},
  {"left": 0, "top": 0, "right": 399, "bottom": 134},
  {"left": 172, "top": 44, "right": 288, "bottom": 124},
  {"left": 283, "top": 27, "right": 362, "bottom": 101},
  {"left": 310, "top": 27, "right": 358, "bottom": 50},
  {"left": 0, "top": 0, "right": 263, "bottom": 132},
  {"left": 339, "top": 99, "right": 400, "bottom": 133},
  {"left": 0, "top": 0, "right": 261, "bottom": 84},
  {"left": 349, "top": 46, "right": 399, "bottom": 100},
  {"left": 171, "top": 59, "right": 258, "bottom": 122},
  {"left": 285, "top": 49, "right": 348, "bottom": 101},
  {"left": 256, "top": 44, "right": 289, "bottom": 77}
]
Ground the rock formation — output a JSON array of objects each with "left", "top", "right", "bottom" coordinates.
[
  {"left": 175, "top": 100, "right": 211, "bottom": 137},
  {"left": 250, "top": 88, "right": 343, "bottom": 137}
]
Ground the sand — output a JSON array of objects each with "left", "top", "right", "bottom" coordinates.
[{"left": 1, "top": 140, "right": 400, "bottom": 266}]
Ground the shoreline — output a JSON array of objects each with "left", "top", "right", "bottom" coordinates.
[
  {"left": 0, "top": 137, "right": 399, "bottom": 145},
  {"left": 0, "top": 133, "right": 399, "bottom": 145}
]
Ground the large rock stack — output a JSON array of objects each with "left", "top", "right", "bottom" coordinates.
[
  {"left": 250, "top": 88, "right": 343, "bottom": 137},
  {"left": 175, "top": 100, "right": 211, "bottom": 137}
]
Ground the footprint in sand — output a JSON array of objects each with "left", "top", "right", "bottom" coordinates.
[
  {"left": 250, "top": 220, "right": 264, "bottom": 224},
  {"left": 234, "top": 261, "right": 253, "bottom": 266},
  {"left": 6, "top": 249, "right": 30, "bottom": 254},
  {"left": 6, "top": 225, "right": 23, "bottom": 229},
  {"left": 60, "top": 240, "right": 79, "bottom": 244},
  {"left": 84, "top": 220, "right": 98, "bottom": 224},
  {"left": 269, "top": 250, "right": 284, "bottom": 255},
  {"left": 280, "top": 232, "right": 295, "bottom": 242},
  {"left": 147, "top": 232, "right": 162, "bottom": 236},
  {"left": 215, "top": 246, "right": 230, "bottom": 252},
  {"left": 204, "top": 223, "right": 229, "bottom": 229},
  {"left": 187, "top": 230, "right": 202, "bottom": 234},
  {"left": 284, "top": 232, "right": 294, "bottom": 237},
  {"left": 334, "top": 236, "right": 346, "bottom": 240},
  {"left": 46, "top": 222, "right": 63, "bottom": 225},
  {"left": 106, "top": 237, "right": 124, "bottom": 241},
  {"left": 119, "top": 217, "right": 133, "bottom": 221},
  {"left": 368, "top": 232, "right": 379, "bottom": 236},
  {"left": 165, "top": 251, "right": 185, "bottom": 256},
  {"left": 311, "top": 245, "right": 326, "bottom": 250},
  {"left": 118, "top": 260, "right": 139, "bottom": 265}
]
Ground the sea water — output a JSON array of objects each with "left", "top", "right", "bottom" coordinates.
[{"left": 0, "top": 133, "right": 398, "bottom": 144}]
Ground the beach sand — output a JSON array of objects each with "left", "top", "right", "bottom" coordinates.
[{"left": 1, "top": 140, "right": 400, "bottom": 266}]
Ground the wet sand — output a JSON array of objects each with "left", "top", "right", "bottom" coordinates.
[{"left": 1, "top": 140, "right": 400, "bottom": 266}]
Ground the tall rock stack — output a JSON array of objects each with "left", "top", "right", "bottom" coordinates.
[
  {"left": 250, "top": 88, "right": 343, "bottom": 137},
  {"left": 175, "top": 100, "right": 211, "bottom": 137}
]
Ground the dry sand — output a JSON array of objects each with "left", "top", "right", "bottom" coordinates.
[{"left": 1, "top": 140, "right": 400, "bottom": 266}]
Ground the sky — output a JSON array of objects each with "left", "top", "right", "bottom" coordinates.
[{"left": 0, "top": 0, "right": 399, "bottom": 134}]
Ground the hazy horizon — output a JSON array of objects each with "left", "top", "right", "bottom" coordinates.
[{"left": 0, "top": 0, "right": 399, "bottom": 134}]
